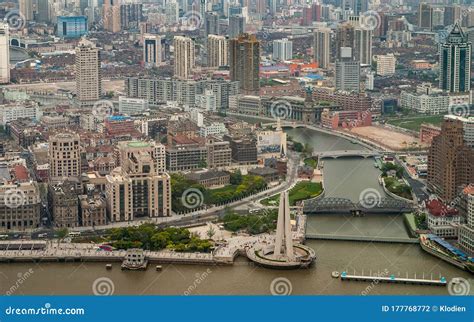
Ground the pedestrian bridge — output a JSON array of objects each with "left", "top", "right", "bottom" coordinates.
[
  {"left": 316, "top": 150, "right": 381, "bottom": 159},
  {"left": 261, "top": 121, "right": 306, "bottom": 129},
  {"left": 303, "top": 197, "right": 414, "bottom": 214}
]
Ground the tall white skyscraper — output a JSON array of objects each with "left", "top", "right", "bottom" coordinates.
[
  {"left": 75, "top": 39, "right": 102, "bottom": 106},
  {"left": 272, "top": 38, "right": 293, "bottom": 61},
  {"left": 173, "top": 36, "right": 195, "bottom": 79},
  {"left": 0, "top": 23, "right": 10, "bottom": 84},
  {"left": 143, "top": 34, "right": 164, "bottom": 67},
  {"left": 207, "top": 34, "right": 228, "bottom": 67}
]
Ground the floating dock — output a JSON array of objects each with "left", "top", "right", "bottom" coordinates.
[{"left": 340, "top": 272, "right": 447, "bottom": 286}]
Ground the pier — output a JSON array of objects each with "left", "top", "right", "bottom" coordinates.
[{"left": 340, "top": 271, "right": 447, "bottom": 286}]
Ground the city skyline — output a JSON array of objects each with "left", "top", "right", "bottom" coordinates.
[{"left": 0, "top": 0, "right": 472, "bottom": 300}]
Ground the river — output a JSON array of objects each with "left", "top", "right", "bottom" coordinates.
[{"left": 1, "top": 127, "right": 471, "bottom": 295}]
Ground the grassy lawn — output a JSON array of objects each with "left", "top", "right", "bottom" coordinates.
[
  {"left": 304, "top": 157, "right": 318, "bottom": 168},
  {"left": 261, "top": 181, "right": 323, "bottom": 206},
  {"left": 386, "top": 115, "right": 444, "bottom": 132},
  {"left": 384, "top": 177, "right": 413, "bottom": 200}
]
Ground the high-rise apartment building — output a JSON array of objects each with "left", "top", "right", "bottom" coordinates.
[
  {"left": 143, "top": 34, "right": 165, "bottom": 67},
  {"left": 229, "top": 33, "right": 260, "bottom": 95},
  {"left": 273, "top": 38, "right": 293, "bottom": 61},
  {"left": 165, "top": 1, "right": 179, "bottom": 25},
  {"left": 105, "top": 141, "right": 171, "bottom": 221},
  {"left": 207, "top": 34, "right": 228, "bottom": 67},
  {"left": 0, "top": 23, "right": 10, "bottom": 84},
  {"left": 354, "top": 27, "right": 373, "bottom": 65},
  {"left": 36, "top": 0, "right": 51, "bottom": 23},
  {"left": 428, "top": 115, "right": 474, "bottom": 202},
  {"left": 49, "top": 132, "right": 82, "bottom": 180},
  {"left": 313, "top": 27, "right": 331, "bottom": 69},
  {"left": 75, "top": 39, "right": 102, "bottom": 106},
  {"left": 173, "top": 36, "right": 195, "bottom": 79},
  {"left": 375, "top": 54, "right": 396, "bottom": 76},
  {"left": 335, "top": 47, "right": 360, "bottom": 92},
  {"left": 439, "top": 23, "right": 471, "bottom": 94},
  {"left": 418, "top": 3, "right": 433, "bottom": 29},
  {"left": 103, "top": 0, "right": 121, "bottom": 32},
  {"left": 205, "top": 11, "right": 220, "bottom": 36},
  {"left": 336, "top": 23, "right": 372, "bottom": 65},
  {"left": 19, "top": 0, "right": 34, "bottom": 21},
  {"left": 229, "top": 14, "right": 245, "bottom": 38}
]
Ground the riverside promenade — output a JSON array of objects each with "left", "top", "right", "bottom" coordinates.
[
  {"left": 0, "top": 215, "right": 308, "bottom": 267},
  {"left": 0, "top": 241, "right": 216, "bottom": 265}
]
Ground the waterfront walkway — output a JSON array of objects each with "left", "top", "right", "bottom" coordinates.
[
  {"left": 0, "top": 242, "right": 215, "bottom": 264},
  {"left": 0, "top": 215, "right": 308, "bottom": 266}
]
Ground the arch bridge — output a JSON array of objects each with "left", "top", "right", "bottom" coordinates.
[{"left": 316, "top": 150, "right": 381, "bottom": 159}]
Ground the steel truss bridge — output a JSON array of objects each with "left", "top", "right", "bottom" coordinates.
[{"left": 303, "top": 197, "right": 414, "bottom": 214}]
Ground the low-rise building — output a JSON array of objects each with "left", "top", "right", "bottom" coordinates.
[
  {"left": 0, "top": 101, "right": 41, "bottom": 126},
  {"left": 426, "top": 199, "right": 461, "bottom": 238},
  {"left": 400, "top": 91, "right": 450, "bottom": 114},
  {"left": 119, "top": 96, "right": 149, "bottom": 115},
  {"left": 223, "top": 134, "right": 258, "bottom": 165},
  {"left": 79, "top": 194, "right": 107, "bottom": 227},
  {"left": 48, "top": 180, "right": 81, "bottom": 228},
  {"left": 248, "top": 167, "right": 280, "bottom": 183},
  {"left": 185, "top": 170, "right": 230, "bottom": 188},
  {"left": 0, "top": 181, "right": 41, "bottom": 231}
]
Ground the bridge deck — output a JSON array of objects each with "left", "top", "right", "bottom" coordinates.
[{"left": 306, "top": 234, "right": 419, "bottom": 243}]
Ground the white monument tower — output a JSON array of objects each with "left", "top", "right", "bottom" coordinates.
[{"left": 274, "top": 191, "right": 294, "bottom": 260}]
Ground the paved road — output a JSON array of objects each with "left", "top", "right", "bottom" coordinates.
[
  {"left": 395, "top": 156, "right": 429, "bottom": 204},
  {"left": 11, "top": 152, "right": 302, "bottom": 239}
]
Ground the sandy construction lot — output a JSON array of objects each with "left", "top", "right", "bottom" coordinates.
[
  {"left": 346, "top": 126, "right": 429, "bottom": 150},
  {"left": 1, "top": 79, "right": 125, "bottom": 94}
]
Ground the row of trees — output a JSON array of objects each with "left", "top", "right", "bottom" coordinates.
[
  {"left": 171, "top": 172, "right": 267, "bottom": 213},
  {"left": 223, "top": 210, "right": 278, "bottom": 235},
  {"left": 108, "top": 224, "right": 212, "bottom": 253}
]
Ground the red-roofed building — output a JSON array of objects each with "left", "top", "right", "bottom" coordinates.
[
  {"left": 426, "top": 198, "right": 461, "bottom": 238},
  {"left": 12, "top": 165, "right": 30, "bottom": 182}
]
